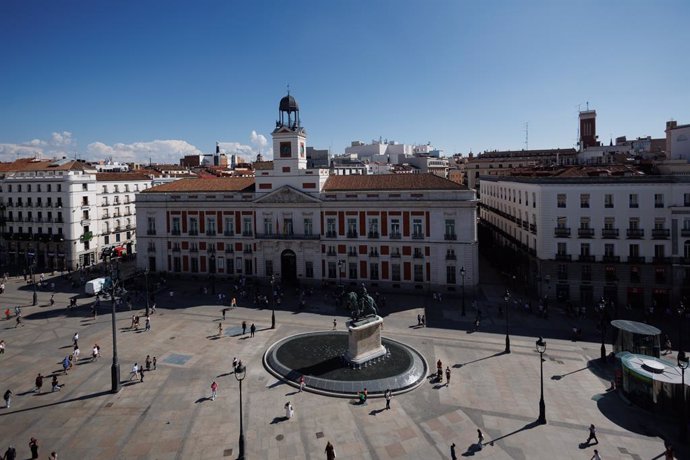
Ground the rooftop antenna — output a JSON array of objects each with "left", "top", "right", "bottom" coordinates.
[
  {"left": 524, "top": 122, "right": 529, "bottom": 150},
  {"left": 286, "top": 83, "right": 290, "bottom": 95}
]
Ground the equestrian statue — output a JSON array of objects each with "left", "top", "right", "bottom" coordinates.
[{"left": 345, "top": 284, "right": 378, "bottom": 320}]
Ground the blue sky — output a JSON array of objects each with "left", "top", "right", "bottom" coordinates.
[{"left": 1, "top": 0, "right": 688, "bottom": 163}]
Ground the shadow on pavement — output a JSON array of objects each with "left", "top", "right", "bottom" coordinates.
[{"left": 0, "top": 389, "right": 113, "bottom": 417}]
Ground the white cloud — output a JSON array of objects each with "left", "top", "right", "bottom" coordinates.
[
  {"left": 250, "top": 130, "right": 268, "bottom": 149},
  {"left": 0, "top": 131, "right": 76, "bottom": 162},
  {"left": 218, "top": 130, "right": 273, "bottom": 160},
  {"left": 86, "top": 140, "right": 203, "bottom": 164}
]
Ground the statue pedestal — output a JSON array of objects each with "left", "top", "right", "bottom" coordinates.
[{"left": 345, "top": 315, "right": 387, "bottom": 365}]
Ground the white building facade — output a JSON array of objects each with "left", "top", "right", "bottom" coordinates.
[
  {"left": 479, "top": 174, "right": 690, "bottom": 310},
  {"left": 135, "top": 94, "right": 479, "bottom": 293}
]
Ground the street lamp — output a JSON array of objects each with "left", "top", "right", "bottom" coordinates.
[
  {"left": 678, "top": 351, "right": 688, "bottom": 443},
  {"left": 599, "top": 297, "right": 606, "bottom": 361},
  {"left": 536, "top": 337, "right": 546, "bottom": 424},
  {"left": 28, "top": 247, "right": 37, "bottom": 306},
  {"left": 460, "top": 266, "right": 466, "bottom": 317},
  {"left": 235, "top": 363, "right": 247, "bottom": 459},
  {"left": 504, "top": 289, "right": 511, "bottom": 353},
  {"left": 678, "top": 302, "right": 685, "bottom": 355},
  {"left": 144, "top": 269, "right": 150, "bottom": 317},
  {"left": 270, "top": 274, "right": 276, "bottom": 329},
  {"left": 107, "top": 273, "right": 121, "bottom": 393},
  {"left": 337, "top": 259, "right": 345, "bottom": 289}
]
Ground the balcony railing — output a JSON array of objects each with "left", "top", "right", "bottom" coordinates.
[
  {"left": 627, "top": 256, "right": 645, "bottom": 263},
  {"left": 412, "top": 233, "right": 425, "bottom": 239},
  {"left": 146, "top": 230, "right": 156, "bottom": 235},
  {"left": 389, "top": 232, "right": 402, "bottom": 239},
  {"left": 171, "top": 230, "right": 181, "bottom": 235},
  {"left": 626, "top": 228, "right": 645, "bottom": 239},
  {"left": 554, "top": 227, "right": 571, "bottom": 238},
  {"left": 325, "top": 231, "right": 337, "bottom": 238},
  {"left": 206, "top": 231, "right": 217, "bottom": 236},
  {"left": 368, "top": 252, "right": 379, "bottom": 258},
  {"left": 189, "top": 230, "right": 199, "bottom": 236},
  {"left": 529, "top": 224, "right": 537, "bottom": 233},
  {"left": 444, "top": 233, "right": 457, "bottom": 241},
  {"left": 347, "top": 231, "right": 358, "bottom": 238},
  {"left": 652, "top": 228, "right": 670, "bottom": 239},
  {"left": 446, "top": 254, "right": 456, "bottom": 260},
  {"left": 601, "top": 228, "right": 619, "bottom": 239},
  {"left": 555, "top": 253, "right": 572, "bottom": 261},
  {"left": 255, "top": 233, "right": 319, "bottom": 240},
  {"left": 147, "top": 246, "right": 156, "bottom": 253},
  {"left": 347, "top": 251, "right": 358, "bottom": 257},
  {"left": 602, "top": 255, "right": 620, "bottom": 263},
  {"left": 242, "top": 231, "right": 253, "bottom": 237},
  {"left": 653, "top": 256, "right": 670, "bottom": 264},
  {"left": 368, "top": 232, "right": 379, "bottom": 239},
  {"left": 681, "top": 228, "right": 690, "bottom": 237},
  {"left": 224, "top": 231, "right": 235, "bottom": 237},
  {"left": 225, "top": 247, "right": 234, "bottom": 253},
  {"left": 243, "top": 248, "right": 253, "bottom": 254},
  {"left": 390, "top": 253, "right": 401, "bottom": 258},
  {"left": 326, "top": 251, "right": 337, "bottom": 257},
  {"left": 413, "top": 252, "right": 424, "bottom": 259},
  {"left": 578, "top": 228, "right": 595, "bottom": 238},
  {"left": 578, "top": 255, "right": 595, "bottom": 262},
  {"left": 190, "top": 247, "right": 199, "bottom": 253}
]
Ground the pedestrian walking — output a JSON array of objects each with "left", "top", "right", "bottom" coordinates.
[
  {"left": 3, "top": 445, "right": 16, "bottom": 460},
  {"left": 49, "top": 451, "right": 58, "bottom": 460},
  {"left": 4, "top": 308, "right": 10, "bottom": 320},
  {"left": 62, "top": 355, "right": 70, "bottom": 374},
  {"left": 92, "top": 344, "right": 100, "bottom": 361},
  {"left": 242, "top": 320, "right": 247, "bottom": 335},
  {"left": 591, "top": 449, "right": 601, "bottom": 460},
  {"left": 250, "top": 323, "right": 256, "bottom": 337},
  {"left": 139, "top": 366, "right": 145, "bottom": 382},
  {"left": 129, "top": 363, "right": 139, "bottom": 381},
  {"left": 421, "top": 314, "right": 425, "bottom": 327},
  {"left": 450, "top": 443, "right": 457, "bottom": 460},
  {"left": 0, "top": 339, "right": 5, "bottom": 354},
  {"left": 4, "top": 388, "right": 12, "bottom": 408},
  {"left": 15, "top": 313, "right": 24, "bottom": 327},
  {"left": 73, "top": 332, "right": 79, "bottom": 348},
  {"left": 333, "top": 318, "right": 337, "bottom": 330},
  {"left": 299, "top": 375, "right": 305, "bottom": 392},
  {"left": 285, "top": 401, "right": 294, "bottom": 419},
  {"left": 231, "top": 297, "right": 237, "bottom": 308},
  {"left": 585, "top": 424, "right": 599, "bottom": 445},
  {"left": 222, "top": 308, "right": 228, "bottom": 320},
  {"left": 73, "top": 345, "right": 80, "bottom": 362},
  {"left": 325, "top": 441, "right": 336, "bottom": 460},
  {"left": 50, "top": 374, "right": 61, "bottom": 392},
  {"left": 50, "top": 294, "right": 55, "bottom": 306},
  {"left": 145, "top": 316, "right": 151, "bottom": 332},
  {"left": 145, "top": 355, "right": 152, "bottom": 371},
  {"left": 211, "top": 381, "right": 218, "bottom": 401},
  {"left": 385, "top": 388, "right": 392, "bottom": 410},
  {"left": 29, "top": 437, "right": 39, "bottom": 459},
  {"left": 153, "top": 356, "right": 157, "bottom": 370},
  {"left": 445, "top": 366, "right": 451, "bottom": 386},
  {"left": 218, "top": 322, "right": 223, "bottom": 337},
  {"left": 477, "top": 429, "right": 484, "bottom": 447},
  {"left": 35, "top": 374, "right": 44, "bottom": 393}
]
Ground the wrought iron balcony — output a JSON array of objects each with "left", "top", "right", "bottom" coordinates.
[
  {"left": 554, "top": 227, "right": 571, "bottom": 238},
  {"left": 347, "top": 231, "right": 358, "bottom": 238},
  {"left": 412, "top": 233, "right": 425, "bottom": 240},
  {"left": 627, "top": 256, "right": 645, "bottom": 263},
  {"left": 242, "top": 231, "right": 253, "bottom": 237},
  {"left": 602, "top": 255, "right": 620, "bottom": 263},
  {"left": 444, "top": 233, "right": 457, "bottom": 241},
  {"left": 578, "top": 255, "right": 595, "bottom": 262},
  {"left": 368, "top": 232, "right": 379, "bottom": 239},
  {"left": 651, "top": 228, "right": 670, "bottom": 239},
  {"left": 555, "top": 253, "right": 572, "bottom": 261},
  {"left": 325, "top": 231, "right": 337, "bottom": 238},
  {"left": 189, "top": 230, "right": 199, "bottom": 236},
  {"left": 601, "top": 228, "right": 619, "bottom": 239},
  {"left": 653, "top": 256, "right": 670, "bottom": 264},
  {"left": 577, "top": 228, "right": 595, "bottom": 238},
  {"left": 389, "top": 232, "right": 402, "bottom": 239},
  {"left": 626, "top": 228, "right": 644, "bottom": 239},
  {"left": 682, "top": 228, "right": 690, "bottom": 237}
]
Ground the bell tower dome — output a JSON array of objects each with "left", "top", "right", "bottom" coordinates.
[{"left": 272, "top": 91, "right": 307, "bottom": 171}]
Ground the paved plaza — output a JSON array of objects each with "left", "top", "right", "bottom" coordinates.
[{"left": 0, "top": 270, "right": 686, "bottom": 459}]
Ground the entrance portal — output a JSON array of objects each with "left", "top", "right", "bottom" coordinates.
[{"left": 281, "top": 249, "right": 297, "bottom": 284}]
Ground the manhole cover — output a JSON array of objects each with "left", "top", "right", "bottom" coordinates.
[
  {"left": 276, "top": 434, "right": 284, "bottom": 441},
  {"left": 163, "top": 353, "right": 192, "bottom": 365},
  {"left": 223, "top": 448, "right": 233, "bottom": 457},
  {"left": 315, "top": 432, "right": 324, "bottom": 439}
]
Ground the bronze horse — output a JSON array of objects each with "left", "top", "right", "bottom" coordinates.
[{"left": 345, "top": 287, "right": 378, "bottom": 320}]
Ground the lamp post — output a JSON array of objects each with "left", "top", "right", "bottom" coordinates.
[
  {"left": 460, "top": 266, "right": 466, "bottom": 317},
  {"left": 270, "top": 274, "right": 276, "bottom": 329},
  {"left": 337, "top": 259, "right": 345, "bottom": 289},
  {"left": 504, "top": 289, "right": 511, "bottom": 353},
  {"left": 678, "top": 351, "right": 688, "bottom": 443},
  {"left": 678, "top": 302, "right": 685, "bottom": 355},
  {"left": 27, "top": 247, "right": 37, "bottom": 306},
  {"left": 144, "top": 269, "right": 150, "bottom": 317},
  {"left": 108, "top": 273, "right": 121, "bottom": 393},
  {"left": 536, "top": 337, "right": 547, "bottom": 424},
  {"left": 599, "top": 297, "right": 606, "bottom": 361},
  {"left": 235, "top": 363, "right": 247, "bottom": 459}
]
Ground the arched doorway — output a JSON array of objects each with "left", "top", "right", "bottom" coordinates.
[{"left": 281, "top": 249, "right": 297, "bottom": 284}]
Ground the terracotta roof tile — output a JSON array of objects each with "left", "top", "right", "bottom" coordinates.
[
  {"left": 323, "top": 173, "right": 466, "bottom": 191},
  {"left": 0, "top": 158, "right": 90, "bottom": 172},
  {"left": 142, "top": 177, "right": 255, "bottom": 193}
]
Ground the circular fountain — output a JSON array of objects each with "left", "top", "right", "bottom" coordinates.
[{"left": 263, "top": 288, "right": 428, "bottom": 397}]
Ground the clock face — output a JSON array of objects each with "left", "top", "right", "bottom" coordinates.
[{"left": 280, "top": 142, "right": 291, "bottom": 158}]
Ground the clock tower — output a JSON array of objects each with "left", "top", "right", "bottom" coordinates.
[{"left": 272, "top": 92, "right": 307, "bottom": 172}]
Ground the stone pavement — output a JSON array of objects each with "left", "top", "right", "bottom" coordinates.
[{"left": 0, "top": 272, "right": 686, "bottom": 460}]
